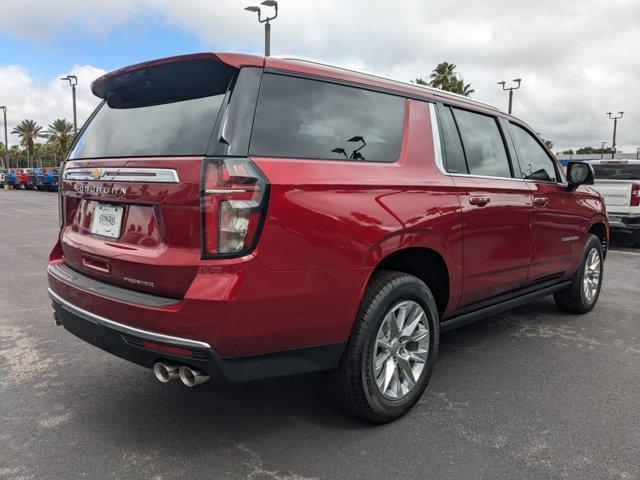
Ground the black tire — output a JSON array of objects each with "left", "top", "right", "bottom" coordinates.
[
  {"left": 554, "top": 234, "right": 603, "bottom": 314},
  {"left": 632, "top": 230, "right": 640, "bottom": 248},
  {"left": 330, "top": 270, "right": 440, "bottom": 423}
]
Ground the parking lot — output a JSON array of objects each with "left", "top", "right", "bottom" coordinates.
[{"left": 1, "top": 188, "right": 639, "bottom": 480}]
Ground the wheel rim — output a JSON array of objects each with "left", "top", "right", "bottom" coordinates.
[
  {"left": 582, "top": 247, "right": 601, "bottom": 304},
  {"left": 374, "top": 300, "right": 430, "bottom": 400}
]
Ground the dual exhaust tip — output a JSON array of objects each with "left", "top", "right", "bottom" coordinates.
[{"left": 153, "top": 362, "right": 209, "bottom": 387}]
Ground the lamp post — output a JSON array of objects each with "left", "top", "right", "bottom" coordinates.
[
  {"left": 497, "top": 78, "right": 522, "bottom": 114},
  {"left": 600, "top": 141, "right": 607, "bottom": 159},
  {"left": 0, "top": 106, "right": 7, "bottom": 170},
  {"left": 607, "top": 111, "right": 623, "bottom": 159},
  {"left": 60, "top": 75, "right": 78, "bottom": 135},
  {"left": 245, "top": 0, "right": 278, "bottom": 56},
  {"left": 636, "top": 147, "right": 639, "bottom": 160}
]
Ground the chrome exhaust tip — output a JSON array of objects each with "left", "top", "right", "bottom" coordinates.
[
  {"left": 178, "top": 366, "right": 210, "bottom": 387},
  {"left": 153, "top": 362, "right": 180, "bottom": 383}
]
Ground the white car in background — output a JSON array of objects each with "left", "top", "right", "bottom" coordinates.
[{"left": 588, "top": 159, "right": 640, "bottom": 247}]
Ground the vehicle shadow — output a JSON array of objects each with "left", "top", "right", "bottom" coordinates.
[
  {"left": 609, "top": 230, "right": 636, "bottom": 249},
  {"left": 70, "top": 297, "right": 565, "bottom": 456}
]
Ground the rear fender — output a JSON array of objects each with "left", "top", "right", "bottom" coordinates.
[{"left": 358, "top": 229, "right": 462, "bottom": 315}]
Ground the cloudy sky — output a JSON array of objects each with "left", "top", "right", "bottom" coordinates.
[{"left": 0, "top": 0, "right": 638, "bottom": 153}]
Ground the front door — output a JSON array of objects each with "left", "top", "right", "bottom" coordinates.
[{"left": 507, "top": 122, "right": 586, "bottom": 282}]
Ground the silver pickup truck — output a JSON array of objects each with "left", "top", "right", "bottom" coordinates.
[{"left": 588, "top": 159, "right": 640, "bottom": 247}]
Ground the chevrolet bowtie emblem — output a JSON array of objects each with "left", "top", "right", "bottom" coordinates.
[{"left": 90, "top": 168, "right": 105, "bottom": 180}]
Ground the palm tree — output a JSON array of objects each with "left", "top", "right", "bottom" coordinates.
[
  {"left": 9, "top": 145, "right": 22, "bottom": 168},
  {"left": 414, "top": 62, "right": 475, "bottom": 97},
  {"left": 448, "top": 77, "right": 475, "bottom": 96},
  {"left": 11, "top": 119, "right": 45, "bottom": 168},
  {"left": 428, "top": 62, "right": 457, "bottom": 90},
  {"left": 45, "top": 119, "right": 75, "bottom": 161}
]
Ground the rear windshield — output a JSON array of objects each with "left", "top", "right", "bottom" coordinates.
[
  {"left": 70, "top": 95, "right": 224, "bottom": 159},
  {"left": 250, "top": 74, "right": 405, "bottom": 162},
  {"left": 592, "top": 163, "right": 640, "bottom": 180},
  {"left": 70, "top": 58, "right": 235, "bottom": 159}
]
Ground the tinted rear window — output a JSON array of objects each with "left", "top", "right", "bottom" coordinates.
[
  {"left": 592, "top": 163, "right": 640, "bottom": 180},
  {"left": 250, "top": 74, "right": 405, "bottom": 162},
  {"left": 69, "top": 95, "right": 224, "bottom": 159},
  {"left": 70, "top": 58, "right": 237, "bottom": 159}
]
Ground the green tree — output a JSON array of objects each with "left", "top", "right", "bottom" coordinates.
[
  {"left": 0, "top": 142, "right": 5, "bottom": 170},
  {"left": 576, "top": 146, "right": 596, "bottom": 154},
  {"left": 11, "top": 119, "right": 45, "bottom": 168},
  {"left": 44, "top": 118, "right": 75, "bottom": 161},
  {"left": 415, "top": 62, "right": 474, "bottom": 97},
  {"left": 543, "top": 139, "right": 554, "bottom": 150},
  {"left": 560, "top": 149, "right": 575, "bottom": 155},
  {"left": 448, "top": 77, "right": 475, "bottom": 96},
  {"left": 9, "top": 145, "right": 24, "bottom": 168}
]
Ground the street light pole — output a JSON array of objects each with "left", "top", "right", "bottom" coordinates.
[
  {"left": 600, "top": 141, "right": 607, "bottom": 159},
  {"left": 497, "top": 78, "right": 522, "bottom": 114},
  {"left": 636, "top": 147, "right": 639, "bottom": 160},
  {"left": 245, "top": 1, "right": 278, "bottom": 57},
  {"left": 0, "top": 106, "right": 8, "bottom": 170},
  {"left": 60, "top": 75, "right": 78, "bottom": 135},
  {"left": 607, "top": 111, "right": 623, "bottom": 160}
]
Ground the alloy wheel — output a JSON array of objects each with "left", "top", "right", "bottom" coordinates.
[
  {"left": 374, "top": 300, "right": 430, "bottom": 400},
  {"left": 582, "top": 247, "right": 601, "bottom": 304}
]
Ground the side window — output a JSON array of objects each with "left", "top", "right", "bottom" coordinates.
[
  {"left": 250, "top": 74, "right": 405, "bottom": 162},
  {"left": 452, "top": 108, "right": 512, "bottom": 178},
  {"left": 510, "top": 123, "right": 558, "bottom": 182},
  {"left": 438, "top": 105, "right": 467, "bottom": 174}
]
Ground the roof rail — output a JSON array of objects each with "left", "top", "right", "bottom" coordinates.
[{"left": 272, "top": 55, "right": 498, "bottom": 111}]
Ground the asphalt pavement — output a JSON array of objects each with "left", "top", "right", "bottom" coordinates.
[{"left": 1, "top": 189, "right": 639, "bottom": 480}]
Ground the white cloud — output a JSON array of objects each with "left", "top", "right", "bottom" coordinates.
[
  {"left": 0, "top": 65, "right": 106, "bottom": 145},
  {"left": 1, "top": 0, "right": 638, "bottom": 152}
]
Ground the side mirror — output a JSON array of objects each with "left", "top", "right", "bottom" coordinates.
[{"left": 566, "top": 161, "right": 594, "bottom": 190}]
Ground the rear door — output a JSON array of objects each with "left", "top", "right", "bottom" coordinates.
[
  {"left": 438, "top": 105, "right": 533, "bottom": 308},
  {"left": 507, "top": 122, "right": 586, "bottom": 282},
  {"left": 59, "top": 56, "right": 258, "bottom": 299}
]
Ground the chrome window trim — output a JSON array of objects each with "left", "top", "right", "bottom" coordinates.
[
  {"left": 429, "top": 103, "right": 447, "bottom": 175},
  {"left": 63, "top": 167, "right": 180, "bottom": 183},
  {"left": 429, "top": 103, "right": 568, "bottom": 186},
  {"left": 48, "top": 288, "right": 212, "bottom": 349}
]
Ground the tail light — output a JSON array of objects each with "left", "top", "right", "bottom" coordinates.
[
  {"left": 201, "top": 158, "right": 269, "bottom": 257},
  {"left": 58, "top": 162, "right": 66, "bottom": 228},
  {"left": 631, "top": 183, "right": 640, "bottom": 207}
]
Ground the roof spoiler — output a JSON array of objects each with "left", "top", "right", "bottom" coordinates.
[{"left": 91, "top": 53, "right": 257, "bottom": 109}]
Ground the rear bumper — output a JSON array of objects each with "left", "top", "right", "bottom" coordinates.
[
  {"left": 50, "top": 288, "right": 344, "bottom": 383},
  {"left": 607, "top": 213, "right": 640, "bottom": 230}
]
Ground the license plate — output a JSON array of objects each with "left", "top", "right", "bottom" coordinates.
[
  {"left": 608, "top": 215, "right": 622, "bottom": 224},
  {"left": 90, "top": 203, "right": 124, "bottom": 238}
]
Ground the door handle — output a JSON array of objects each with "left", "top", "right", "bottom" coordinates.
[
  {"left": 469, "top": 196, "right": 490, "bottom": 206},
  {"left": 533, "top": 197, "right": 549, "bottom": 206}
]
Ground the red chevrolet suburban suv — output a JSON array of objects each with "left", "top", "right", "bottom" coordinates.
[{"left": 48, "top": 53, "right": 608, "bottom": 422}]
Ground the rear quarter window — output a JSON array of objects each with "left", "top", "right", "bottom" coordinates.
[{"left": 249, "top": 74, "right": 405, "bottom": 162}]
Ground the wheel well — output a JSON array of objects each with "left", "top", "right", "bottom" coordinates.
[
  {"left": 588, "top": 222, "right": 607, "bottom": 258},
  {"left": 374, "top": 248, "right": 449, "bottom": 317}
]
